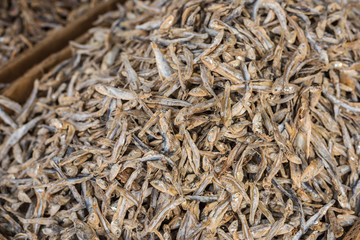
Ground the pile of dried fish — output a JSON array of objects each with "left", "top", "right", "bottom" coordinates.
[
  {"left": 0, "top": 0, "right": 101, "bottom": 65},
  {"left": 1, "top": 0, "right": 360, "bottom": 239}
]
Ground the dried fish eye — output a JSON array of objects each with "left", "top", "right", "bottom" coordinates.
[{"left": 225, "top": 211, "right": 232, "bottom": 217}]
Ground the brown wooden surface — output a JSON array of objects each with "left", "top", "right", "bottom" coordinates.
[
  {"left": 0, "top": 233, "right": 7, "bottom": 240},
  {"left": 0, "top": 0, "right": 120, "bottom": 84},
  {"left": 2, "top": 33, "right": 89, "bottom": 104},
  {"left": 344, "top": 217, "right": 360, "bottom": 240}
]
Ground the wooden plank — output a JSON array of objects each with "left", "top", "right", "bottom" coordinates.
[
  {"left": 0, "top": 233, "right": 8, "bottom": 240},
  {"left": 2, "top": 33, "right": 89, "bottom": 104},
  {"left": 0, "top": 0, "right": 121, "bottom": 84}
]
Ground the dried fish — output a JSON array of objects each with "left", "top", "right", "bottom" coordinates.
[
  {"left": 293, "top": 200, "right": 336, "bottom": 240},
  {"left": 1, "top": 0, "right": 360, "bottom": 239}
]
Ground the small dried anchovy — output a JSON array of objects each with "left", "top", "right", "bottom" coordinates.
[{"left": 0, "top": 0, "right": 360, "bottom": 239}]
